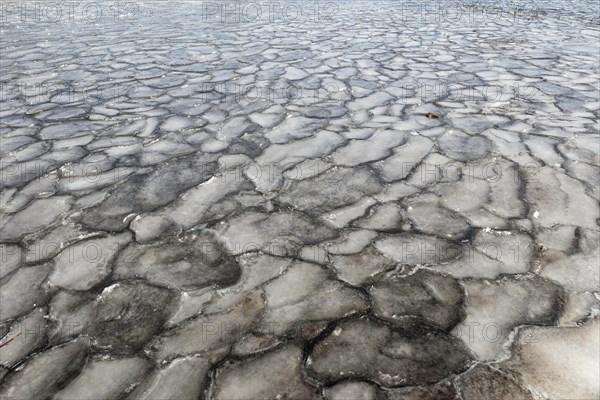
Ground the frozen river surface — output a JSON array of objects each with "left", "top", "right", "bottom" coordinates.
[{"left": 1, "top": 0, "right": 599, "bottom": 398}]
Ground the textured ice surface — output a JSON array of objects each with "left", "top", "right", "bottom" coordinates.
[
  {"left": 49, "top": 232, "right": 131, "bottom": 290},
  {"left": 257, "top": 261, "right": 368, "bottom": 337},
  {"left": 324, "top": 381, "right": 380, "bottom": 400},
  {"left": 126, "top": 356, "right": 212, "bottom": 400},
  {"left": 0, "top": 338, "right": 90, "bottom": 399},
  {"left": 500, "top": 318, "right": 600, "bottom": 399},
  {"left": 452, "top": 276, "right": 563, "bottom": 360},
  {"left": 52, "top": 357, "right": 152, "bottom": 400},
  {"left": 113, "top": 231, "right": 240, "bottom": 290},
  {"left": 1, "top": 0, "right": 599, "bottom": 397},
  {"left": 212, "top": 344, "right": 316, "bottom": 399},
  {"left": 370, "top": 269, "right": 465, "bottom": 331},
  {"left": 456, "top": 364, "right": 535, "bottom": 400},
  {"left": 307, "top": 317, "right": 472, "bottom": 386}
]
